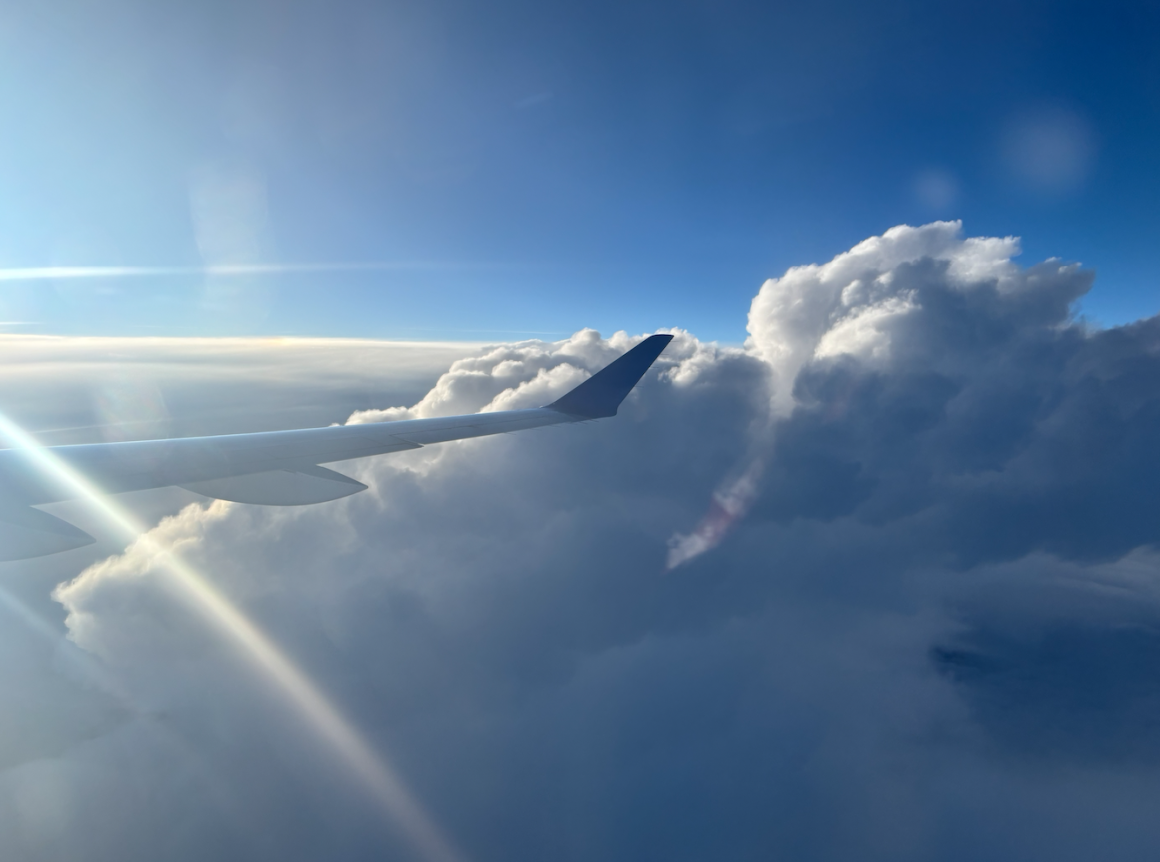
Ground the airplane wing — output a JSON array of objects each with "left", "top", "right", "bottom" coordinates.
[{"left": 0, "top": 334, "right": 673, "bottom": 560}]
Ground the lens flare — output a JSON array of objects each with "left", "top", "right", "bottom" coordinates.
[
  {"left": 666, "top": 457, "right": 763, "bottom": 570},
  {"left": 0, "top": 411, "right": 465, "bottom": 862}
]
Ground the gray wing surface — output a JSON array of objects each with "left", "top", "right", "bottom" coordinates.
[{"left": 0, "top": 334, "right": 673, "bottom": 559}]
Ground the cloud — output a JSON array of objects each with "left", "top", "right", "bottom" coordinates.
[
  {"left": 0, "top": 335, "right": 479, "bottom": 444},
  {"left": 8, "top": 222, "right": 1160, "bottom": 859}
]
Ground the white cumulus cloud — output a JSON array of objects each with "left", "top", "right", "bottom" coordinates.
[{"left": 5, "top": 223, "right": 1160, "bottom": 861}]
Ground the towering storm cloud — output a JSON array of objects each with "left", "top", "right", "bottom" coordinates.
[{"left": 5, "top": 222, "right": 1160, "bottom": 861}]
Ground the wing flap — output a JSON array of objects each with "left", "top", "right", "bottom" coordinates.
[{"left": 180, "top": 465, "right": 368, "bottom": 506}]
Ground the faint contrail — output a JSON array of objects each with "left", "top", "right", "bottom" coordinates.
[
  {"left": 0, "top": 411, "right": 466, "bottom": 862},
  {"left": 0, "top": 262, "right": 499, "bottom": 282}
]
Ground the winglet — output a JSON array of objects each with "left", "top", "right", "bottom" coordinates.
[{"left": 545, "top": 333, "right": 674, "bottom": 418}]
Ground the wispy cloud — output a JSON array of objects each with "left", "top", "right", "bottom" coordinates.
[{"left": 0, "top": 262, "right": 505, "bottom": 283}]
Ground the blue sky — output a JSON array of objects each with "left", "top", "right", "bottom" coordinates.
[{"left": 0, "top": 0, "right": 1156, "bottom": 341}]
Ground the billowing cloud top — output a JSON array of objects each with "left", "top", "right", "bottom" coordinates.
[{"left": 5, "top": 222, "right": 1160, "bottom": 861}]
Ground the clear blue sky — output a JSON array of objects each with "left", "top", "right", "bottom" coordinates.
[{"left": 0, "top": 0, "right": 1156, "bottom": 341}]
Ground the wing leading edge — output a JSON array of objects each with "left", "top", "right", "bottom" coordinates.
[{"left": 0, "top": 333, "right": 673, "bottom": 559}]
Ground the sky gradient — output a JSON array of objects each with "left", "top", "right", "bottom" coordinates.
[{"left": 0, "top": 0, "right": 1157, "bottom": 340}]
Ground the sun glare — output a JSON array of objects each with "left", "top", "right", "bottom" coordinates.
[{"left": 0, "top": 411, "right": 465, "bottom": 862}]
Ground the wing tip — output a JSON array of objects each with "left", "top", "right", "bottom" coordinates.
[{"left": 546, "top": 332, "right": 674, "bottom": 419}]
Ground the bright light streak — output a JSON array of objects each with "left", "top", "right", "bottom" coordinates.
[
  {"left": 0, "top": 262, "right": 493, "bottom": 282},
  {"left": 0, "top": 412, "right": 465, "bottom": 862}
]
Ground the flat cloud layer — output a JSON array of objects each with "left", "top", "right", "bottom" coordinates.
[
  {"left": 6, "top": 221, "right": 1160, "bottom": 860},
  {"left": 0, "top": 336, "right": 479, "bottom": 444}
]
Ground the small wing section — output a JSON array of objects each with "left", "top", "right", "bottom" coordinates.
[
  {"left": 0, "top": 506, "right": 95, "bottom": 561},
  {"left": 546, "top": 334, "right": 674, "bottom": 418},
  {"left": 180, "top": 465, "right": 368, "bottom": 506}
]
